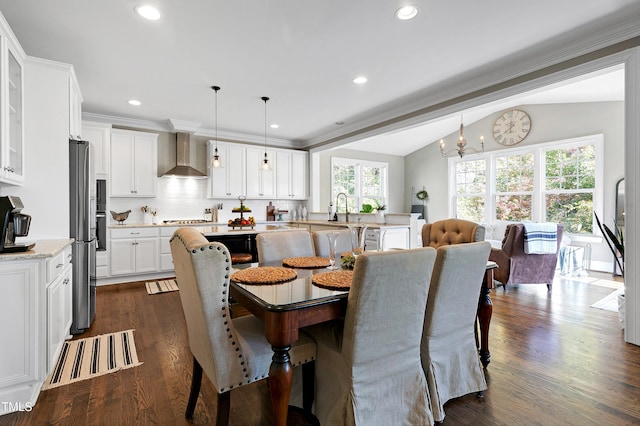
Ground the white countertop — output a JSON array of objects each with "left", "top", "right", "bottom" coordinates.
[
  {"left": 0, "top": 238, "right": 73, "bottom": 261},
  {"left": 288, "top": 220, "right": 409, "bottom": 229}
]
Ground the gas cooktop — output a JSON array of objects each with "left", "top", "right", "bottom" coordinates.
[{"left": 162, "top": 219, "right": 212, "bottom": 225}]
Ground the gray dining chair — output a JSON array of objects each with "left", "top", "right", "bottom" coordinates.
[
  {"left": 421, "top": 241, "right": 491, "bottom": 423},
  {"left": 311, "top": 229, "right": 352, "bottom": 258},
  {"left": 306, "top": 247, "right": 437, "bottom": 425},
  {"left": 256, "top": 230, "right": 315, "bottom": 263},
  {"left": 170, "top": 227, "right": 317, "bottom": 425}
]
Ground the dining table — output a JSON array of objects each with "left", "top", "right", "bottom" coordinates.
[{"left": 229, "top": 259, "right": 498, "bottom": 426}]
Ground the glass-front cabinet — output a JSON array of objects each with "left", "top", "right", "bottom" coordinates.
[{"left": 0, "top": 26, "right": 25, "bottom": 185}]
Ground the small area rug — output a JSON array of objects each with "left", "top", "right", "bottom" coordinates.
[
  {"left": 42, "top": 329, "right": 142, "bottom": 390},
  {"left": 590, "top": 288, "right": 624, "bottom": 312},
  {"left": 145, "top": 279, "right": 179, "bottom": 294}
]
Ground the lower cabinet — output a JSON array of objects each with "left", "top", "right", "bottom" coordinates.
[
  {"left": 160, "top": 227, "right": 178, "bottom": 271},
  {"left": 0, "top": 241, "right": 73, "bottom": 415},
  {"left": 110, "top": 228, "right": 159, "bottom": 276},
  {"left": 46, "top": 253, "right": 72, "bottom": 371}
]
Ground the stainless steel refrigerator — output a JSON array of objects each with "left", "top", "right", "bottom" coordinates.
[{"left": 69, "top": 139, "right": 97, "bottom": 334}]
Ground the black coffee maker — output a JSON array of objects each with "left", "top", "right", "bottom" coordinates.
[{"left": 0, "top": 196, "right": 35, "bottom": 253}]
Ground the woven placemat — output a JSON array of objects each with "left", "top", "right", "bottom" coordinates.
[
  {"left": 312, "top": 270, "right": 353, "bottom": 290},
  {"left": 231, "top": 266, "right": 297, "bottom": 285},
  {"left": 283, "top": 256, "right": 331, "bottom": 269}
]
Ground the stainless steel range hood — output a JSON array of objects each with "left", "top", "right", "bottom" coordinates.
[{"left": 162, "top": 132, "right": 207, "bottom": 178}]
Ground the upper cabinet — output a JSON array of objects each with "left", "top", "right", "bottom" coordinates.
[
  {"left": 207, "top": 141, "right": 308, "bottom": 200},
  {"left": 110, "top": 129, "right": 157, "bottom": 197},
  {"left": 246, "top": 146, "right": 276, "bottom": 198},
  {"left": 69, "top": 71, "right": 83, "bottom": 140},
  {"left": 0, "top": 27, "right": 25, "bottom": 185},
  {"left": 276, "top": 150, "right": 308, "bottom": 200},
  {"left": 209, "top": 141, "right": 246, "bottom": 198},
  {"left": 83, "top": 122, "right": 110, "bottom": 179}
]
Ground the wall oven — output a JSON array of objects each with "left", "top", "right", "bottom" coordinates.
[{"left": 95, "top": 179, "right": 107, "bottom": 251}]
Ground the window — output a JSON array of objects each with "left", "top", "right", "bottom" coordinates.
[
  {"left": 331, "top": 158, "right": 387, "bottom": 213},
  {"left": 543, "top": 144, "right": 596, "bottom": 233},
  {"left": 495, "top": 153, "right": 534, "bottom": 221},
  {"left": 454, "top": 159, "right": 486, "bottom": 223},
  {"left": 451, "top": 134, "right": 602, "bottom": 235}
]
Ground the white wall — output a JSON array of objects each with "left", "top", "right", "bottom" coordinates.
[
  {"left": 0, "top": 58, "right": 71, "bottom": 240},
  {"left": 405, "top": 101, "right": 624, "bottom": 271}
]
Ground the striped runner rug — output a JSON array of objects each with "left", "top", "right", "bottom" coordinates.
[
  {"left": 145, "top": 279, "right": 179, "bottom": 295},
  {"left": 42, "top": 329, "right": 142, "bottom": 390}
]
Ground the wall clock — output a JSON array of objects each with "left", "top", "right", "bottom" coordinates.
[{"left": 492, "top": 109, "right": 531, "bottom": 146}]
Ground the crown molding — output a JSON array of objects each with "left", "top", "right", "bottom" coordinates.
[{"left": 82, "top": 112, "right": 300, "bottom": 149}]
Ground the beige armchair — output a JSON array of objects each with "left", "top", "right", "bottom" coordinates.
[
  {"left": 170, "top": 227, "right": 317, "bottom": 425},
  {"left": 422, "top": 218, "right": 485, "bottom": 249},
  {"left": 421, "top": 241, "right": 491, "bottom": 422},
  {"left": 306, "top": 248, "right": 437, "bottom": 425}
]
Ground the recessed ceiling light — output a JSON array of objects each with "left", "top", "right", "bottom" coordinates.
[
  {"left": 270, "top": 124, "right": 279, "bottom": 129},
  {"left": 128, "top": 99, "right": 142, "bottom": 106},
  {"left": 353, "top": 76, "right": 368, "bottom": 84},
  {"left": 395, "top": 6, "right": 418, "bottom": 20},
  {"left": 135, "top": 5, "right": 161, "bottom": 21}
]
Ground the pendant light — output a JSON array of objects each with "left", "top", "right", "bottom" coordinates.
[
  {"left": 211, "top": 85, "right": 222, "bottom": 168},
  {"left": 260, "top": 96, "right": 272, "bottom": 171}
]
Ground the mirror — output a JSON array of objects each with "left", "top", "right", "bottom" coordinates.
[{"left": 614, "top": 178, "right": 624, "bottom": 276}]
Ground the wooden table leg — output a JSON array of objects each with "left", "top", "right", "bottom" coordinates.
[
  {"left": 269, "top": 346, "right": 293, "bottom": 426},
  {"left": 478, "top": 268, "right": 494, "bottom": 368}
]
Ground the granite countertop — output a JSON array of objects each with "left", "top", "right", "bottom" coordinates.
[{"left": 0, "top": 238, "right": 73, "bottom": 261}]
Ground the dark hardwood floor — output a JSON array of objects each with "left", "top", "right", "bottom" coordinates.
[{"left": 2, "top": 272, "right": 639, "bottom": 425}]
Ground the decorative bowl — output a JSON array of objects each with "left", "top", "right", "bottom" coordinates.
[{"left": 110, "top": 209, "right": 131, "bottom": 224}]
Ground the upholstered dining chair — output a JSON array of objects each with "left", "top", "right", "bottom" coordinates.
[
  {"left": 306, "top": 247, "right": 438, "bottom": 426},
  {"left": 421, "top": 241, "right": 491, "bottom": 423},
  {"left": 311, "top": 229, "right": 352, "bottom": 258},
  {"left": 256, "top": 230, "right": 315, "bottom": 263},
  {"left": 170, "top": 227, "right": 317, "bottom": 425},
  {"left": 422, "top": 218, "right": 485, "bottom": 249}
]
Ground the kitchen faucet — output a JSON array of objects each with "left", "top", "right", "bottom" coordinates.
[{"left": 335, "top": 192, "right": 349, "bottom": 222}]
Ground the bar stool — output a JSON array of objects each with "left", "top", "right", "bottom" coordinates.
[{"left": 230, "top": 252, "right": 253, "bottom": 264}]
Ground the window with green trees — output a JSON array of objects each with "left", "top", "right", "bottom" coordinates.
[
  {"left": 332, "top": 158, "right": 387, "bottom": 213},
  {"left": 451, "top": 135, "right": 601, "bottom": 234}
]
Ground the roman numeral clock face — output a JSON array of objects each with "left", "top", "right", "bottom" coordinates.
[{"left": 492, "top": 109, "right": 531, "bottom": 146}]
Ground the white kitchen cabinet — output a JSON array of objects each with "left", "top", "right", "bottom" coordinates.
[
  {"left": 160, "top": 227, "right": 178, "bottom": 271},
  {"left": 208, "top": 141, "right": 246, "bottom": 198},
  {"left": 110, "top": 227, "right": 160, "bottom": 276},
  {"left": 110, "top": 129, "right": 157, "bottom": 197},
  {"left": 0, "top": 240, "right": 73, "bottom": 416},
  {"left": 96, "top": 250, "right": 109, "bottom": 278},
  {"left": 0, "top": 31, "right": 26, "bottom": 185},
  {"left": 46, "top": 245, "right": 73, "bottom": 371},
  {"left": 68, "top": 71, "right": 83, "bottom": 140},
  {"left": 246, "top": 147, "right": 276, "bottom": 198},
  {"left": 364, "top": 227, "right": 410, "bottom": 251},
  {"left": 82, "top": 122, "right": 110, "bottom": 179},
  {"left": 276, "top": 150, "right": 308, "bottom": 199},
  {"left": 0, "top": 259, "right": 40, "bottom": 413}
]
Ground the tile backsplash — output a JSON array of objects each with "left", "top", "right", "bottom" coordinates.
[{"left": 108, "top": 177, "right": 306, "bottom": 225}]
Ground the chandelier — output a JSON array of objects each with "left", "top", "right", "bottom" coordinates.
[{"left": 440, "top": 117, "right": 484, "bottom": 158}]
